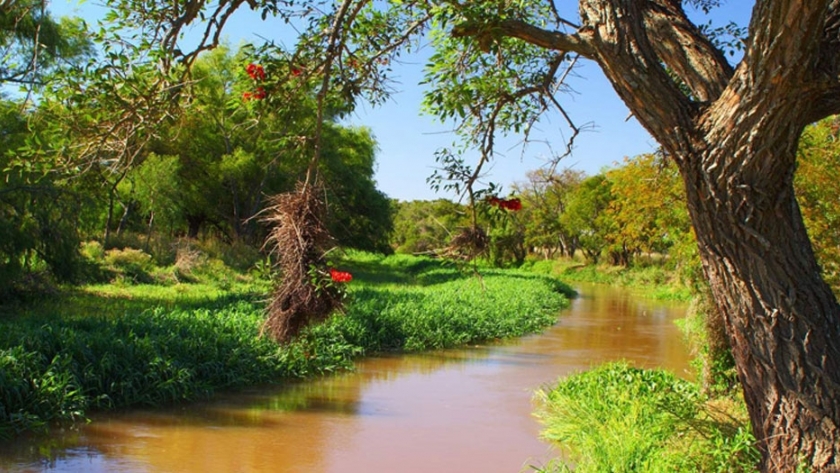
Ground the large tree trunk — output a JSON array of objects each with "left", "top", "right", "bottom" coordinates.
[
  {"left": 480, "top": 0, "right": 840, "bottom": 468},
  {"left": 682, "top": 134, "right": 840, "bottom": 471},
  {"left": 579, "top": 2, "right": 840, "bottom": 469}
]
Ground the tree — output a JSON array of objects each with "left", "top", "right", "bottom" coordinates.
[
  {"left": 444, "top": 1, "right": 840, "bottom": 469},
  {"left": 514, "top": 169, "right": 584, "bottom": 259},
  {"left": 560, "top": 174, "right": 612, "bottom": 263},
  {"left": 0, "top": 0, "right": 92, "bottom": 89},
  {"left": 318, "top": 124, "right": 395, "bottom": 254},
  {"left": 392, "top": 199, "right": 469, "bottom": 254},
  {"left": 795, "top": 117, "right": 840, "bottom": 290},
  {"left": 603, "top": 153, "right": 690, "bottom": 265}
]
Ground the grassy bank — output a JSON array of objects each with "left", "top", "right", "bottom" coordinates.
[
  {"left": 521, "top": 258, "right": 758, "bottom": 472},
  {"left": 532, "top": 363, "right": 758, "bottom": 472},
  {"left": 0, "top": 251, "right": 572, "bottom": 438},
  {"left": 522, "top": 258, "right": 693, "bottom": 302}
]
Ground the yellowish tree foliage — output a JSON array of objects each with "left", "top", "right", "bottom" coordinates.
[{"left": 796, "top": 117, "right": 840, "bottom": 290}]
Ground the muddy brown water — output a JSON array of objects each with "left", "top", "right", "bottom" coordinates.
[{"left": 0, "top": 283, "right": 691, "bottom": 473}]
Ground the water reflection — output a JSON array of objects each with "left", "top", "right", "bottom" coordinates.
[{"left": 0, "top": 283, "right": 691, "bottom": 473}]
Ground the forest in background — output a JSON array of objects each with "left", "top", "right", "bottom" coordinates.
[
  {"left": 4, "top": 45, "right": 840, "bottom": 297},
  {"left": 2, "top": 4, "right": 838, "bottom": 300}
]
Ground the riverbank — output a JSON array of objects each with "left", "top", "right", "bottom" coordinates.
[
  {"left": 523, "top": 259, "right": 759, "bottom": 472},
  {"left": 0, "top": 251, "right": 572, "bottom": 438},
  {"left": 522, "top": 258, "right": 694, "bottom": 302}
]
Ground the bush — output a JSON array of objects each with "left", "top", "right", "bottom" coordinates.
[{"left": 103, "top": 248, "right": 155, "bottom": 283}]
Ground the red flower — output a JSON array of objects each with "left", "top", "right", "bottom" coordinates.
[
  {"left": 502, "top": 198, "right": 522, "bottom": 211},
  {"left": 246, "top": 63, "right": 266, "bottom": 80},
  {"left": 329, "top": 268, "right": 353, "bottom": 283},
  {"left": 242, "top": 87, "right": 266, "bottom": 102},
  {"left": 486, "top": 195, "right": 522, "bottom": 211},
  {"left": 291, "top": 67, "right": 302, "bottom": 77}
]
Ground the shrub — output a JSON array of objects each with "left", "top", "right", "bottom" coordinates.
[{"left": 103, "top": 248, "right": 154, "bottom": 283}]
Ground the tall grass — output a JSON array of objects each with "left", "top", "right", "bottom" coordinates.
[
  {"left": 534, "top": 362, "right": 759, "bottom": 472},
  {"left": 0, "top": 252, "right": 572, "bottom": 438}
]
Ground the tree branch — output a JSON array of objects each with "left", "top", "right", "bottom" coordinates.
[
  {"left": 577, "top": 0, "right": 698, "bottom": 152},
  {"left": 641, "top": 0, "right": 733, "bottom": 102},
  {"left": 744, "top": 0, "right": 833, "bottom": 102},
  {"left": 451, "top": 18, "right": 595, "bottom": 58}
]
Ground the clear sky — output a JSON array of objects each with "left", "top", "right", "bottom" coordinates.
[{"left": 51, "top": 0, "right": 754, "bottom": 202}]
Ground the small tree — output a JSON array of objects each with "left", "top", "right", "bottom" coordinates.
[
  {"left": 560, "top": 175, "right": 612, "bottom": 263},
  {"left": 515, "top": 169, "right": 585, "bottom": 259}
]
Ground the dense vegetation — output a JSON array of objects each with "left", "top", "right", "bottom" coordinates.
[
  {"left": 393, "top": 118, "right": 840, "bottom": 294},
  {"left": 0, "top": 251, "right": 571, "bottom": 438},
  {"left": 533, "top": 363, "right": 758, "bottom": 473},
  {"left": 0, "top": 43, "right": 394, "bottom": 301}
]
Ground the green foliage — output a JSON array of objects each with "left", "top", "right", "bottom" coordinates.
[
  {"left": 677, "top": 291, "right": 738, "bottom": 394},
  {"left": 319, "top": 125, "right": 395, "bottom": 253},
  {"left": 0, "top": 252, "right": 570, "bottom": 438},
  {"left": 534, "top": 362, "right": 759, "bottom": 472},
  {"left": 122, "top": 153, "right": 182, "bottom": 234},
  {"left": 521, "top": 258, "right": 693, "bottom": 302},
  {"left": 795, "top": 117, "right": 840, "bottom": 290},
  {"left": 560, "top": 175, "right": 613, "bottom": 263},
  {"left": 0, "top": 2, "right": 93, "bottom": 86},
  {"left": 514, "top": 169, "right": 585, "bottom": 259},
  {"left": 0, "top": 99, "right": 88, "bottom": 292},
  {"left": 103, "top": 247, "right": 155, "bottom": 283},
  {"left": 391, "top": 199, "right": 470, "bottom": 254},
  {"left": 603, "top": 154, "right": 691, "bottom": 266}
]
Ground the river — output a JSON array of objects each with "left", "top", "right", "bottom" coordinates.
[{"left": 0, "top": 283, "right": 691, "bottom": 473}]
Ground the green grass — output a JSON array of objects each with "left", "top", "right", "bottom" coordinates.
[
  {"left": 533, "top": 362, "right": 759, "bottom": 472},
  {"left": 0, "top": 252, "right": 572, "bottom": 438},
  {"left": 522, "top": 257, "right": 693, "bottom": 302}
]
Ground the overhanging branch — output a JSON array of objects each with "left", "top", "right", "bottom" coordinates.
[{"left": 452, "top": 18, "right": 595, "bottom": 58}]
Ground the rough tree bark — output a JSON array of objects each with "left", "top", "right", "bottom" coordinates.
[{"left": 470, "top": 0, "right": 840, "bottom": 470}]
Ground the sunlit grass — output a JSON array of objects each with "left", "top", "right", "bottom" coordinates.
[
  {"left": 533, "top": 362, "right": 759, "bottom": 472},
  {"left": 0, "top": 252, "right": 572, "bottom": 438},
  {"left": 522, "top": 257, "right": 692, "bottom": 302}
]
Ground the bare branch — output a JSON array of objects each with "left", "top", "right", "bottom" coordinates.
[
  {"left": 576, "top": 0, "right": 698, "bottom": 152},
  {"left": 305, "top": 0, "right": 369, "bottom": 187},
  {"left": 547, "top": 0, "right": 580, "bottom": 29}
]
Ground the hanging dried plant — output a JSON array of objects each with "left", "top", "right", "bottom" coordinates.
[
  {"left": 260, "top": 183, "right": 347, "bottom": 343},
  {"left": 442, "top": 225, "right": 489, "bottom": 262}
]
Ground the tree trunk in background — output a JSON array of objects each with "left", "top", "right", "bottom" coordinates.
[{"left": 186, "top": 215, "right": 204, "bottom": 239}]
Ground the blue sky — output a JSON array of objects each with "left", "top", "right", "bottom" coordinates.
[{"left": 51, "top": 0, "right": 754, "bottom": 202}]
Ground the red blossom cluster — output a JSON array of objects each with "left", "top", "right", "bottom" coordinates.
[
  {"left": 329, "top": 268, "right": 353, "bottom": 283},
  {"left": 487, "top": 196, "right": 522, "bottom": 211},
  {"left": 246, "top": 63, "right": 266, "bottom": 80},
  {"left": 242, "top": 87, "right": 266, "bottom": 101},
  {"left": 243, "top": 63, "right": 267, "bottom": 101}
]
